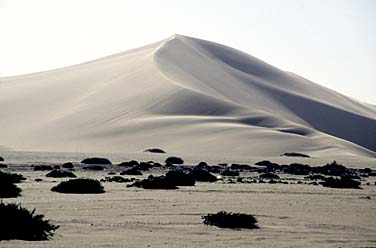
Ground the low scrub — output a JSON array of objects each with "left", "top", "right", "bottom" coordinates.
[
  {"left": 0, "top": 181, "right": 22, "bottom": 198},
  {"left": 202, "top": 211, "right": 259, "bottom": 229},
  {"left": 0, "top": 202, "right": 58, "bottom": 241},
  {"left": 51, "top": 178, "right": 105, "bottom": 194},
  {"left": 0, "top": 171, "right": 26, "bottom": 183}
]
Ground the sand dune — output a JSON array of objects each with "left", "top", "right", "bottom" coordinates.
[{"left": 0, "top": 34, "right": 375, "bottom": 158}]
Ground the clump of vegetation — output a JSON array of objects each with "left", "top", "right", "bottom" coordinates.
[
  {"left": 321, "top": 176, "right": 361, "bottom": 189},
  {"left": 0, "top": 163, "right": 7, "bottom": 168},
  {"left": 202, "top": 211, "right": 259, "bottom": 229},
  {"left": 120, "top": 167, "right": 142, "bottom": 176},
  {"left": 192, "top": 169, "right": 217, "bottom": 182},
  {"left": 0, "top": 181, "right": 22, "bottom": 198},
  {"left": 144, "top": 148, "right": 166, "bottom": 153},
  {"left": 0, "top": 156, "right": 4, "bottom": 161},
  {"left": 165, "top": 170, "right": 195, "bottom": 186},
  {"left": 46, "top": 169, "right": 77, "bottom": 178},
  {"left": 220, "top": 169, "right": 240, "bottom": 177},
  {"left": 0, "top": 202, "right": 58, "bottom": 241},
  {"left": 81, "top": 157, "right": 112, "bottom": 165},
  {"left": 128, "top": 175, "right": 178, "bottom": 189},
  {"left": 102, "top": 176, "right": 130, "bottom": 183},
  {"left": 51, "top": 178, "right": 105, "bottom": 194},
  {"left": 62, "top": 162, "right": 74, "bottom": 169},
  {"left": 0, "top": 171, "right": 26, "bottom": 183},
  {"left": 280, "top": 152, "right": 310, "bottom": 158},
  {"left": 165, "top": 157, "right": 184, "bottom": 165},
  {"left": 259, "top": 173, "right": 280, "bottom": 180}
]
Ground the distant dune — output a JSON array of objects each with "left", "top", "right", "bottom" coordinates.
[{"left": 0, "top": 34, "right": 375, "bottom": 158}]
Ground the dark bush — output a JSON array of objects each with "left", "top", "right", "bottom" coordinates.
[
  {"left": 0, "top": 163, "right": 7, "bottom": 168},
  {"left": 280, "top": 152, "right": 310, "bottom": 158},
  {"left": 83, "top": 165, "right": 104, "bottom": 171},
  {"left": 321, "top": 176, "right": 361, "bottom": 189},
  {"left": 144, "top": 148, "right": 166, "bottom": 153},
  {"left": 128, "top": 175, "right": 178, "bottom": 189},
  {"left": 255, "top": 160, "right": 279, "bottom": 171},
  {"left": 102, "top": 176, "right": 130, "bottom": 183},
  {"left": 51, "top": 178, "right": 105, "bottom": 194},
  {"left": 202, "top": 211, "right": 259, "bottom": 229},
  {"left": 81, "top": 157, "right": 112, "bottom": 165},
  {"left": 46, "top": 170, "right": 76, "bottom": 178},
  {"left": 118, "top": 160, "right": 139, "bottom": 167},
  {"left": 284, "top": 163, "right": 312, "bottom": 175},
  {"left": 0, "top": 156, "right": 3, "bottom": 161},
  {"left": 193, "top": 169, "right": 217, "bottom": 182},
  {"left": 304, "top": 174, "right": 326, "bottom": 180},
  {"left": 0, "top": 171, "right": 26, "bottom": 183},
  {"left": 0, "top": 181, "right": 22, "bottom": 198},
  {"left": 62, "top": 162, "right": 74, "bottom": 169},
  {"left": 33, "top": 165, "right": 53, "bottom": 171},
  {"left": 0, "top": 202, "right": 58, "bottom": 240},
  {"left": 259, "top": 173, "right": 280, "bottom": 180},
  {"left": 314, "top": 161, "right": 348, "bottom": 176},
  {"left": 133, "top": 162, "right": 152, "bottom": 171},
  {"left": 230, "top": 164, "right": 255, "bottom": 171},
  {"left": 220, "top": 169, "right": 240, "bottom": 177},
  {"left": 165, "top": 157, "right": 184, "bottom": 165},
  {"left": 165, "top": 170, "right": 195, "bottom": 186},
  {"left": 120, "top": 167, "right": 142, "bottom": 176}
]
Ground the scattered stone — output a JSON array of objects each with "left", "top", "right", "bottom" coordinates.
[
  {"left": 62, "top": 162, "right": 74, "bottom": 169},
  {"left": 144, "top": 148, "right": 166, "bottom": 153},
  {"left": 33, "top": 165, "right": 53, "bottom": 171},
  {"left": 46, "top": 170, "right": 76, "bottom": 178},
  {"left": 165, "top": 157, "right": 184, "bottom": 165},
  {"left": 202, "top": 211, "right": 259, "bottom": 229},
  {"left": 321, "top": 176, "right": 361, "bottom": 189},
  {"left": 81, "top": 157, "right": 112, "bottom": 165},
  {"left": 0, "top": 202, "right": 59, "bottom": 241},
  {"left": 259, "top": 173, "right": 280, "bottom": 180},
  {"left": 280, "top": 152, "right": 310, "bottom": 158},
  {"left": 51, "top": 178, "right": 105, "bottom": 194}
]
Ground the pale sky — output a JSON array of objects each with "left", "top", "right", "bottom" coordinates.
[{"left": 1, "top": 0, "right": 375, "bottom": 104}]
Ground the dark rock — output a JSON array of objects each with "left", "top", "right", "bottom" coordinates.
[
  {"left": 33, "top": 165, "right": 53, "bottom": 171},
  {"left": 83, "top": 165, "right": 104, "bottom": 171},
  {"left": 202, "top": 211, "right": 258, "bottom": 229},
  {"left": 259, "top": 173, "right": 280, "bottom": 180},
  {"left": 128, "top": 175, "right": 178, "bottom": 189},
  {"left": 62, "top": 162, "right": 74, "bottom": 169},
  {"left": 165, "top": 170, "right": 195, "bottom": 186},
  {"left": 165, "top": 157, "right": 184, "bottom": 165},
  {"left": 0, "top": 202, "right": 59, "bottom": 240},
  {"left": 120, "top": 167, "right": 142, "bottom": 176},
  {"left": 321, "top": 176, "right": 361, "bottom": 189},
  {"left": 46, "top": 170, "right": 76, "bottom": 178},
  {"left": 144, "top": 148, "right": 166, "bottom": 153},
  {"left": 81, "top": 157, "right": 112, "bottom": 165},
  {"left": 220, "top": 169, "right": 240, "bottom": 177},
  {"left": 192, "top": 169, "right": 217, "bottom": 182},
  {"left": 280, "top": 152, "right": 310, "bottom": 158},
  {"left": 0, "top": 163, "right": 8, "bottom": 168},
  {"left": 51, "top": 178, "right": 105, "bottom": 194}
]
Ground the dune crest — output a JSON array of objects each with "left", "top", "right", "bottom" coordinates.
[{"left": 0, "top": 34, "right": 375, "bottom": 158}]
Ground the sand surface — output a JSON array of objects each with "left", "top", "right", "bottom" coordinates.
[{"left": 0, "top": 34, "right": 375, "bottom": 159}]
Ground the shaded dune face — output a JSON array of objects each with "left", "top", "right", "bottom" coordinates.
[{"left": 0, "top": 34, "right": 375, "bottom": 157}]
